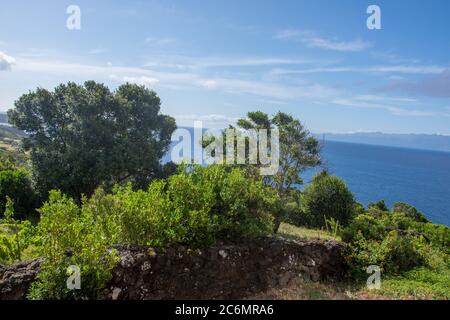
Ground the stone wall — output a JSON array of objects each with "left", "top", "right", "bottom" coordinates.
[{"left": 0, "top": 238, "right": 348, "bottom": 300}]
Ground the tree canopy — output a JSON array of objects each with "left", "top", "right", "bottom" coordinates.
[
  {"left": 8, "top": 81, "right": 176, "bottom": 201},
  {"left": 203, "top": 111, "right": 321, "bottom": 233}
]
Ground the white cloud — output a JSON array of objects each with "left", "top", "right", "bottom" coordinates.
[
  {"left": 14, "top": 57, "right": 338, "bottom": 101},
  {"left": 273, "top": 29, "right": 301, "bottom": 40},
  {"left": 143, "top": 55, "right": 315, "bottom": 70},
  {"left": 0, "top": 51, "right": 16, "bottom": 71},
  {"left": 175, "top": 114, "right": 239, "bottom": 123},
  {"left": 201, "top": 80, "right": 218, "bottom": 88},
  {"left": 112, "top": 75, "right": 160, "bottom": 87},
  {"left": 274, "top": 29, "right": 371, "bottom": 52},
  {"left": 88, "top": 47, "right": 107, "bottom": 55},
  {"left": 271, "top": 65, "right": 447, "bottom": 76},
  {"left": 332, "top": 98, "right": 435, "bottom": 117},
  {"left": 145, "top": 37, "right": 177, "bottom": 46},
  {"left": 353, "top": 95, "right": 417, "bottom": 103},
  {"left": 306, "top": 37, "right": 370, "bottom": 52}
]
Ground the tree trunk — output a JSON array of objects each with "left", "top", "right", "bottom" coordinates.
[{"left": 273, "top": 215, "right": 282, "bottom": 234}]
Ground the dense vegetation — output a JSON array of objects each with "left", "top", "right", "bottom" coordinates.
[
  {"left": 7, "top": 81, "right": 177, "bottom": 202},
  {"left": 0, "top": 83, "right": 448, "bottom": 299}
]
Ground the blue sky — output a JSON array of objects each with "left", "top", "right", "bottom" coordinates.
[{"left": 0, "top": 0, "right": 449, "bottom": 134}]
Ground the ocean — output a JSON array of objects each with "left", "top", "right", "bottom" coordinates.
[
  {"left": 305, "top": 141, "right": 450, "bottom": 226},
  {"left": 168, "top": 131, "right": 450, "bottom": 226}
]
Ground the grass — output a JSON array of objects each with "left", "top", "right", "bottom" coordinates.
[
  {"left": 268, "top": 223, "right": 449, "bottom": 300},
  {"left": 375, "top": 267, "right": 450, "bottom": 299},
  {"left": 277, "top": 222, "right": 338, "bottom": 241}
]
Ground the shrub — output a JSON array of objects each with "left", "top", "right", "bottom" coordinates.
[
  {"left": 341, "top": 206, "right": 449, "bottom": 278},
  {"left": 0, "top": 197, "right": 37, "bottom": 264},
  {"left": 28, "top": 191, "right": 118, "bottom": 300},
  {"left": 110, "top": 164, "right": 276, "bottom": 247},
  {"left": 392, "top": 202, "right": 429, "bottom": 223},
  {"left": 28, "top": 165, "right": 276, "bottom": 298},
  {"left": 368, "top": 200, "right": 389, "bottom": 211},
  {"left": 0, "top": 168, "right": 37, "bottom": 220},
  {"left": 300, "top": 172, "right": 355, "bottom": 228}
]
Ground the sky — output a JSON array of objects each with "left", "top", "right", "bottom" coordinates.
[{"left": 0, "top": 0, "right": 449, "bottom": 134}]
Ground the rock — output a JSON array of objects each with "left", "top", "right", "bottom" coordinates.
[
  {"left": 0, "top": 238, "right": 348, "bottom": 300},
  {"left": 0, "top": 259, "right": 41, "bottom": 300},
  {"left": 278, "top": 272, "right": 292, "bottom": 286},
  {"left": 106, "top": 238, "right": 348, "bottom": 300},
  {"left": 218, "top": 250, "right": 228, "bottom": 259},
  {"left": 111, "top": 287, "right": 122, "bottom": 300}
]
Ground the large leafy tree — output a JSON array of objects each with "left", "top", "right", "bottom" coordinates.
[
  {"left": 203, "top": 111, "right": 321, "bottom": 233},
  {"left": 8, "top": 81, "right": 176, "bottom": 201},
  {"left": 238, "top": 111, "right": 321, "bottom": 232}
]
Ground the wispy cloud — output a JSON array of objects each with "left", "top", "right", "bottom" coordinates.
[
  {"left": 88, "top": 47, "right": 107, "bottom": 55},
  {"left": 332, "top": 97, "right": 435, "bottom": 117},
  {"left": 305, "top": 37, "right": 370, "bottom": 52},
  {"left": 145, "top": 37, "right": 177, "bottom": 46},
  {"left": 13, "top": 57, "right": 337, "bottom": 101},
  {"left": 143, "top": 55, "right": 315, "bottom": 70},
  {"left": 371, "top": 51, "right": 421, "bottom": 64},
  {"left": 175, "top": 114, "right": 239, "bottom": 123},
  {"left": 271, "top": 65, "right": 447, "bottom": 75},
  {"left": 110, "top": 75, "right": 160, "bottom": 87},
  {"left": 274, "top": 29, "right": 371, "bottom": 52},
  {"left": 0, "top": 51, "right": 15, "bottom": 71},
  {"left": 380, "top": 70, "right": 450, "bottom": 98}
]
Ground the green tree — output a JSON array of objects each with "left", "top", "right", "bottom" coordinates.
[
  {"left": 8, "top": 81, "right": 176, "bottom": 201},
  {"left": 301, "top": 171, "right": 355, "bottom": 228},
  {"left": 392, "top": 202, "right": 429, "bottom": 223},
  {"left": 0, "top": 168, "right": 37, "bottom": 219},
  {"left": 222, "top": 111, "right": 321, "bottom": 233},
  {"left": 368, "top": 200, "right": 389, "bottom": 211}
]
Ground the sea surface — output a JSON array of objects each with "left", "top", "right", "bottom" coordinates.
[
  {"left": 167, "top": 130, "right": 450, "bottom": 226},
  {"left": 305, "top": 141, "right": 450, "bottom": 226}
]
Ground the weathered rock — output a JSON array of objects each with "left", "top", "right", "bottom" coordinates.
[
  {"left": 105, "top": 238, "right": 348, "bottom": 300},
  {"left": 0, "top": 259, "right": 41, "bottom": 300},
  {"left": 0, "top": 238, "right": 348, "bottom": 300}
]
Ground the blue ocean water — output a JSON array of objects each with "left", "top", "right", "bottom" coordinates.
[
  {"left": 305, "top": 141, "right": 450, "bottom": 226},
  {"left": 168, "top": 129, "right": 450, "bottom": 226}
]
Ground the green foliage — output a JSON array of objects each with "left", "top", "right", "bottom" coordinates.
[
  {"left": 7, "top": 81, "right": 176, "bottom": 201},
  {"left": 203, "top": 111, "right": 321, "bottom": 233},
  {"left": 0, "top": 197, "right": 37, "bottom": 264},
  {"left": 300, "top": 172, "right": 355, "bottom": 228},
  {"left": 368, "top": 200, "right": 389, "bottom": 211},
  {"left": 28, "top": 191, "right": 118, "bottom": 300},
  {"left": 0, "top": 168, "right": 37, "bottom": 219},
  {"left": 377, "top": 266, "right": 450, "bottom": 299},
  {"left": 392, "top": 202, "right": 429, "bottom": 223},
  {"left": 324, "top": 216, "right": 340, "bottom": 238},
  {"left": 28, "top": 165, "right": 275, "bottom": 299},
  {"left": 341, "top": 206, "right": 450, "bottom": 279},
  {"left": 105, "top": 164, "right": 275, "bottom": 247}
]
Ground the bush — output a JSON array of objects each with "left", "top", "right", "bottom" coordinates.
[
  {"left": 392, "top": 202, "right": 429, "bottom": 223},
  {"left": 28, "top": 165, "right": 276, "bottom": 299},
  {"left": 28, "top": 191, "right": 118, "bottom": 300},
  {"left": 0, "top": 168, "right": 37, "bottom": 220},
  {"left": 341, "top": 206, "right": 449, "bottom": 278},
  {"left": 109, "top": 164, "right": 276, "bottom": 247},
  {"left": 300, "top": 172, "right": 355, "bottom": 228},
  {"left": 0, "top": 197, "right": 37, "bottom": 264}
]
